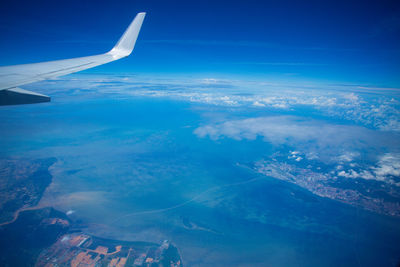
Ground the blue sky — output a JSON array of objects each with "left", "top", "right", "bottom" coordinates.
[{"left": 0, "top": 0, "right": 399, "bottom": 86}]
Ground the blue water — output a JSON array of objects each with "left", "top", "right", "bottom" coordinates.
[{"left": 1, "top": 96, "right": 400, "bottom": 266}]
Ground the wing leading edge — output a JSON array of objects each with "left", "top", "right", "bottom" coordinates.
[{"left": 0, "top": 12, "right": 146, "bottom": 105}]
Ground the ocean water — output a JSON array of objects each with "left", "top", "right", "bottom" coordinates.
[{"left": 1, "top": 87, "right": 400, "bottom": 266}]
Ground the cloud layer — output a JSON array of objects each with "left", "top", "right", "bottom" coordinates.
[
  {"left": 194, "top": 115, "right": 382, "bottom": 160},
  {"left": 31, "top": 74, "right": 400, "bottom": 132}
]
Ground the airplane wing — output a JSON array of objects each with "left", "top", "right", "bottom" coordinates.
[{"left": 0, "top": 12, "right": 146, "bottom": 106}]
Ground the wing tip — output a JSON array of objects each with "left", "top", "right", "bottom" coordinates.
[{"left": 108, "top": 12, "right": 146, "bottom": 58}]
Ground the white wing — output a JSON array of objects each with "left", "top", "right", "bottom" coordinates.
[{"left": 0, "top": 12, "right": 146, "bottom": 105}]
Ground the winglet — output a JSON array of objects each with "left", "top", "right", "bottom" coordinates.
[{"left": 108, "top": 12, "right": 146, "bottom": 58}]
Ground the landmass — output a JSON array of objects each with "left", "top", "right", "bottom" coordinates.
[
  {"left": 36, "top": 234, "right": 182, "bottom": 267},
  {"left": 255, "top": 152, "right": 400, "bottom": 217},
  {"left": 0, "top": 158, "right": 183, "bottom": 266},
  {"left": 0, "top": 158, "right": 56, "bottom": 224},
  {"left": 0, "top": 208, "right": 70, "bottom": 266}
]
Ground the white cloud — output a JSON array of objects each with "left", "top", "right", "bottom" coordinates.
[
  {"left": 337, "top": 169, "right": 374, "bottom": 179},
  {"left": 334, "top": 153, "right": 400, "bottom": 185},
  {"left": 194, "top": 116, "right": 374, "bottom": 159},
  {"left": 66, "top": 210, "right": 75, "bottom": 215},
  {"left": 373, "top": 153, "right": 400, "bottom": 178},
  {"left": 305, "top": 151, "right": 319, "bottom": 160},
  {"left": 32, "top": 74, "right": 400, "bottom": 132},
  {"left": 336, "top": 152, "right": 360, "bottom": 163},
  {"left": 252, "top": 101, "right": 265, "bottom": 107},
  {"left": 343, "top": 93, "right": 359, "bottom": 102},
  {"left": 201, "top": 78, "right": 218, "bottom": 84}
]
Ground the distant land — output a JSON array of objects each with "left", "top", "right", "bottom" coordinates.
[
  {"left": 0, "top": 208, "right": 70, "bottom": 266},
  {"left": 0, "top": 158, "right": 183, "bottom": 266},
  {"left": 0, "top": 158, "right": 56, "bottom": 224},
  {"left": 36, "top": 233, "right": 181, "bottom": 266}
]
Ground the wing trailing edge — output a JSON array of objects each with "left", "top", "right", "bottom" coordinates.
[{"left": 0, "top": 88, "right": 50, "bottom": 106}]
